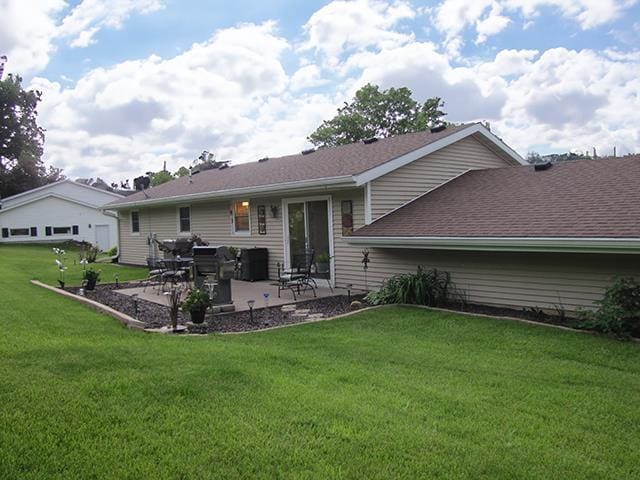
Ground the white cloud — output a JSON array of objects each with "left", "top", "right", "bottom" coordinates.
[
  {"left": 32, "top": 22, "right": 337, "bottom": 181},
  {"left": 58, "top": 0, "right": 164, "bottom": 48},
  {"left": 434, "top": 0, "right": 638, "bottom": 55},
  {"left": 290, "top": 65, "right": 329, "bottom": 91},
  {"left": 0, "top": 0, "right": 165, "bottom": 75},
  {"left": 0, "top": 0, "right": 66, "bottom": 74},
  {"left": 493, "top": 47, "right": 640, "bottom": 156},
  {"left": 301, "top": 0, "right": 416, "bottom": 65}
]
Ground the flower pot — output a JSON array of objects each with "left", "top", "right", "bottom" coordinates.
[
  {"left": 190, "top": 309, "right": 206, "bottom": 324},
  {"left": 85, "top": 278, "right": 97, "bottom": 291}
]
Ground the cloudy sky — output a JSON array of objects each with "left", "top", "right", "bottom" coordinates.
[{"left": 2, "top": 0, "right": 640, "bottom": 183}]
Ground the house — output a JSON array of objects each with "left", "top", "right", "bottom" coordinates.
[
  {"left": 105, "top": 123, "right": 640, "bottom": 313},
  {"left": 0, "top": 180, "right": 122, "bottom": 250}
]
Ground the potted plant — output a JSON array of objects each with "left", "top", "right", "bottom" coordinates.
[
  {"left": 181, "top": 288, "right": 210, "bottom": 324},
  {"left": 315, "top": 252, "right": 331, "bottom": 274},
  {"left": 82, "top": 268, "right": 101, "bottom": 291}
]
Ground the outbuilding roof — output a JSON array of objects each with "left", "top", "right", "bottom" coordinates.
[
  {"left": 108, "top": 123, "right": 522, "bottom": 208},
  {"left": 352, "top": 156, "right": 640, "bottom": 241}
]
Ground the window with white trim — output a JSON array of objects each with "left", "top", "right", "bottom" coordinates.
[
  {"left": 178, "top": 206, "right": 191, "bottom": 233},
  {"left": 131, "top": 211, "right": 140, "bottom": 234},
  {"left": 53, "top": 226, "right": 72, "bottom": 234},
  {"left": 232, "top": 200, "right": 250, "bottom": 234},
  {"left": 9, "top": 228, "right": 30, "bottom": 236}
]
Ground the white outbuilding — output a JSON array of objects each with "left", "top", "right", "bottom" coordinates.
[{"left": 0, "top": 180, "right": 122, "bottom": 250}]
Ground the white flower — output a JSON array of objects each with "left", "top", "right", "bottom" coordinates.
[
  {"left": 55, "top": 259, "right": 62, "bottom": 267},
  {"left": 80, "top": 259, "right": 88, "bottom": 265}
]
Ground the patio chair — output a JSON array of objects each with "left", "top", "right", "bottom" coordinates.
[
  {"left": 278, "top": 249, "right": 317, "bottom": 300},
  {"left": 160, "top": 258, "right": 189, "bottom": 291},
  {"left": 143, "top": 257, "right": 165, "bottom": 292}
]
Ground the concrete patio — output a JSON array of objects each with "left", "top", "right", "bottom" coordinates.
[{"left": 117, "top": 279, "right": 347, "bottom": 312}]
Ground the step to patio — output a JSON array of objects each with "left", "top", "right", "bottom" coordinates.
[
  {"left": 306, "top": 313, "right": 325, "bottom": 320},
  {"left": 281, "top": 305, "right": 297, "bottom": 312}
]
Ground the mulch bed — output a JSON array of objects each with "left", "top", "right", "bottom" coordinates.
[
  {"left": 443, "top": 301, "right": 578, "bottom": 328},
  {"left": 68, "top": 283, "right": 367, "bottom": 333},
  {"left": 65, "top": 283, "right": 579, "bottom": 334}
]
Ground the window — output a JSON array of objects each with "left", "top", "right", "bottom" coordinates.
[
  {"left": 10, "top": 228, "right": 30, "bottom": 236},
  {"left": 341, "top": 200, "right": 353, "bottom": 236},
  {"left": 131, "top": 211, "right": 140, "bottom": 234},
  {"left": 30, "top": 227, "right": 37, "bottom": 237},
  {"left": 178, "top": 207, "right": 191, "bottom": 233},
  {"left": 45, "top": 226, "right": 52, "bottom": 236},
  {"left": 53, "top": 226, "right": 72, "bottom": 234},
  {"left": 2, "top": 228, "right": 8, "bottom": 238},
  {"left": 232, "top": 200, "right": 250, "bottom": 234},
  {"left": 72, "top": 225, "right": 79, "bottom": 235}
]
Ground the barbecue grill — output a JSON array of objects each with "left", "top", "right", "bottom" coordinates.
[{"left": 192, "top": 246, "right": 235, "bottom": 305}]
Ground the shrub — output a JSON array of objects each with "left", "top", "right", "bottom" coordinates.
[
  {"left": 365, "top": 267, "right": 457, "bottom": 307},
  {"left": 105, "top": 246, "right": 118, "bottom": 257},
  {"left": 79, "top": 241, "right": 100, "bottom": 263},
  {"left": 82, "top": 268, "right": 101, "bottom": 283},
  {"left": 181, "top": 289, "right": 211, "bottom": 312},
  {"left": 580, "top": 277, "right": 640, "bottom": 338}
]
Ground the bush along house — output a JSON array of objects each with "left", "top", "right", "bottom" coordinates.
[{"left": 105, "top": 123, "right": 640, "bottom": 313}]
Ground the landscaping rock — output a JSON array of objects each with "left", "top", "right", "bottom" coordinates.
[{"left": 71, "top": 283, "right": 368, "bottom": 334}]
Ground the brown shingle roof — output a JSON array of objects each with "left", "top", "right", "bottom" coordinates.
[
  {"left": 109, "top": 124, "right": 474, "bottom": 206},
  {"left": 353, "top": 156, "right": 640, "bottom": 239}
]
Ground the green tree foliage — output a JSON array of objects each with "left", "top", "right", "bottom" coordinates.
[
  {"left": 150, "top": 170, "right": 174, "bottom": 186},
  {"left": 174, "top": 166, "right": 190, "bottom": 177},
  {"left": 0, "top": 74, "right": 63, "bottom": 198},
  {"left": 308, "top": 84, "right": 447, "bottom": 147}
]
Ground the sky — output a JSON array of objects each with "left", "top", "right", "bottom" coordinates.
[{"left": 2, "top": 0, "right": 640, "bottom": 183}]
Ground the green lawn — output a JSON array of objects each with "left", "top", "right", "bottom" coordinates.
[{"left": 1, "top": 244, "right": 639, "bottom": 479}]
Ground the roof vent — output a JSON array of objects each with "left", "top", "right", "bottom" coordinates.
[
  {"left": 430, "top": 124, "right": 447, "bottom": 133},
  {"left": 258, "top": 157, "right": 269, "bottom": 162},
  {"left": 301, "top": 148, "right": 315, "bottom": 155},
  {"left": 362, "top": 137, "right": 378, "bottom": 144},
  {"left": 534, "top": 162, "right": 552, "bottom": 171}
]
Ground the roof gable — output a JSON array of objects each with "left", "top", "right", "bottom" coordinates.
[
  {"left": 109, "top": 123, "right": 523, "bottom": 209},
  {"left": 352, "top": 156, "right": 640, "bottom": 241},
  {"left": 1, "top": 179, "right": 122, "bottom": 210}
]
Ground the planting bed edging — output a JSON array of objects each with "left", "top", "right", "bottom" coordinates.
[
  {"left": 29, "top": 281, "right": 635, "bottom": 341},
  {"left": 30, "top": 280, "right": 145, "bottom": 330}
]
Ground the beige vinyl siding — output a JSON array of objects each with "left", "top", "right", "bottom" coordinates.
[
  {"left": 118, "top": 199, "right": 285, "bottom": 277},
  {"left": 331, "top": 189, "right": 367, "bottom": 289},
  {"left": 191, "top": 198, "right": 284, "bottom": 278},
  {"left": 342, "top": 247, "right": 640, "bottom": 312},
  {"left": 369, "top": 135, "right": 511, "bottom": 220}
]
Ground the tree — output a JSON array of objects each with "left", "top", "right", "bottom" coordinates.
[
  {"left": 308, "top": 84, "right": 447, "bottom": 148},
  {"left": 150, "top": 170, "right": 174, "bottom": 186},
  {"left": 174, "top": 166, "right": 190, "bottom": 177},
  {"left": 0, "top": 74, "right": 63, "bottom": 198}
]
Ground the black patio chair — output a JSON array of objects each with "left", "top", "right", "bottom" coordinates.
[
  {"left": 278, "top": 249, "right": 317, "bottom": 300},
  {"left": 143, "top": 257, "right": 165, "bottom": 292}
]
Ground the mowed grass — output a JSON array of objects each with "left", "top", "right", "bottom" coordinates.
[{"left": 1, "top": 244, "right": 639, "bottom": 479}]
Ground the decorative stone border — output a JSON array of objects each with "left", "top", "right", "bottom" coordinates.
[
  {"left": 30, "top": 281, "right": 635, "bottom": 341},
  {"left": 30, "top": 280, "right": 146, "bottom": 330}
]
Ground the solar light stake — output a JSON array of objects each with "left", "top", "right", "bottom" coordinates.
[
  {"left": 263, "top": 292, "right": 270, "bottom": 308},
  {"left": 132, "top": 293, "right": 139, "bottom": 319},
  {"left": 347, "top": 284, "right": 353, "bottom": 303},
  {"left": 247, "top": 299, "right": 255, "bottom": 322}
]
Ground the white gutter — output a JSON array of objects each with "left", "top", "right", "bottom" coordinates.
[
  {"left": 106, "top": 175, "right": 357, "bottom": 210},
  {"left": 346, "top": 236, "right": 640, "bottom": 254}
]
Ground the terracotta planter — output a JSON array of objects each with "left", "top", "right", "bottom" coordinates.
[{"left": 190, "top": 309, "right": 206, "bottom": 324}]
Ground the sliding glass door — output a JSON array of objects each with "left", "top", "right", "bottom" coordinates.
[{"left": 284, "top": 197, "right": 333, "bottom": 283}]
